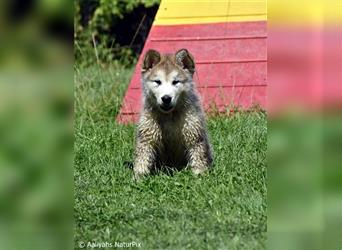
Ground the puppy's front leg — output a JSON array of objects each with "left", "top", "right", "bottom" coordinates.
[
  {"left": 188, "top": 140, "right": 211, "bottom": 175},
  {"left": 182, "top": 117, "right": 212, "bottom": 175},
  {"left": 133, "top": 118, "right": 161, "bottom": 180},
  {"left": 133, "top": 141, "right": 155, "bottom": 180}
]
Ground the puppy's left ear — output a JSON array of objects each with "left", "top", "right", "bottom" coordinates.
[{"left": 175, "top": 49, "right": 195, "bottom": 75}]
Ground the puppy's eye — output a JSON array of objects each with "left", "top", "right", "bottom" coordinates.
[
  {"left": 154, "top": 80, "right": 161, "bottom": 85},
  {"left": 172, "top": 80, "right": 180, "bottom": 85}
]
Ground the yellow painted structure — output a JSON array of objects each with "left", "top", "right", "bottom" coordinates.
[{"left": 154, "top": 0, "right": 267, "bottom": 25}]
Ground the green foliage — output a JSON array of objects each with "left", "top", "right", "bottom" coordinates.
[
  {"left": 89, "top": 0, "right": 159, "bottom": 30},
  {"left": 75, "top": 0, "right": 160, "bottom": 67}
]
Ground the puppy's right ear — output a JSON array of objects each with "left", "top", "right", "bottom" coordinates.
[{"left": 142, "top": 49, "right": 161, "bottom": 73}]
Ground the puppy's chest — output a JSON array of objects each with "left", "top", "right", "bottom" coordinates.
[
  {"left": 159, "top": 120, "right": 187, "bottom": 165},
  {"left": 161, "top": 121, "right": 184, "bottom": 145},
  {"left": 160, "top": 119, "right": 188, "bottom": 156}
]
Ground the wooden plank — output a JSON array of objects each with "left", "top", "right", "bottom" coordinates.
[
  {"left": 155, "top": 0, "right": 267, "bottom": 25},
  {"left": 119, "top": 86, "right": 266, "bottom": 114},
  {"left": 129, "top": 61, "right": 267, "bottom": 89},
  {"left": 151, "top": 21, "right": 267, "bottom": 38}
]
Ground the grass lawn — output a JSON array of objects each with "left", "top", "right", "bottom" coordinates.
[{"left": 74, "top": 65, "right": 267, "bottom": 249}]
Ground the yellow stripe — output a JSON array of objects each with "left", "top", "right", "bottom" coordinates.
[{"left": 154, "top": 0, "right": 267, "bottom": 25}]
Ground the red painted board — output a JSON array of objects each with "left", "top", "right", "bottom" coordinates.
[
  {"left": 117, "top": 85, "right": 266, "bottom": 124},
  {"left": 151, "top": 22, "right": 267, "bottom": 39},
  {"left": 117, "top": 113, "right": 140, "bottom": 124},
  {"left": 146, "top": 38, "right": 266, "bottom": 62},
  {"left": 119, "top": 86, "right": 266, "bottom": 114},
  {"left": 198, "top": 86, "right": 266, "bottom": 110},
  {"left": 129, "top": 61, "right": 267, "bottom": 89}
]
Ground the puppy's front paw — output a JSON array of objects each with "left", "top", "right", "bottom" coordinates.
[
  {"left": 133, "top": 165, "right": 150, "bottom": 181},
  {"left": 191, "top": 166, "right": 208, "bottom": 175}
]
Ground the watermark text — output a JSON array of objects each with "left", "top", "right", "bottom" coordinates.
[{"left": 78, "top": 241, "right": 142, "bottom": 248}]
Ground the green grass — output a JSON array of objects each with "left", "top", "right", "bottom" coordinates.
[{"left": 74, "top": 65, "right": 267, "bottom": 249}]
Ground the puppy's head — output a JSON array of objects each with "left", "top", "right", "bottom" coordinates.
[{"left": 141, "top": 49, "right": 195, "bottom": 113}]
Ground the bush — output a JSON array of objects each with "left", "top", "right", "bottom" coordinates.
[{"left": 75, "top": 0, "right": 160, "bottom": 67}]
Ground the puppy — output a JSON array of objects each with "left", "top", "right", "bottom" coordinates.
[{"left": 133, "top": 49, "right": 213, "bottom": 179}]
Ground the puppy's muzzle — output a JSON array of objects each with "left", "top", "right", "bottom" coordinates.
[{"left": 160, "top": 95, "right": 173, "bottom": 112}]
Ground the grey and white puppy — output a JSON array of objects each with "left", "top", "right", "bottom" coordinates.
[{"left": 133, "top": 49, "right": 213, "bottom": 180}]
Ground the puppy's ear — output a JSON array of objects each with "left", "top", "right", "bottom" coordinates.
[
  {"left": 142, "top": 49, "right": 161, "bottom": 73},
  {"left": 175, "top": 49, "right": 195, "bottom": 75}
]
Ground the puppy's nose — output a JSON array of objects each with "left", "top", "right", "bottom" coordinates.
[{"left": 161, "top": 95, "right": 172, "bottom": 105}]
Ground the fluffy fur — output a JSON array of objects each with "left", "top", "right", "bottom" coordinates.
[{"left": 133, "top": 49, "right": 213, "bottom": 180}]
